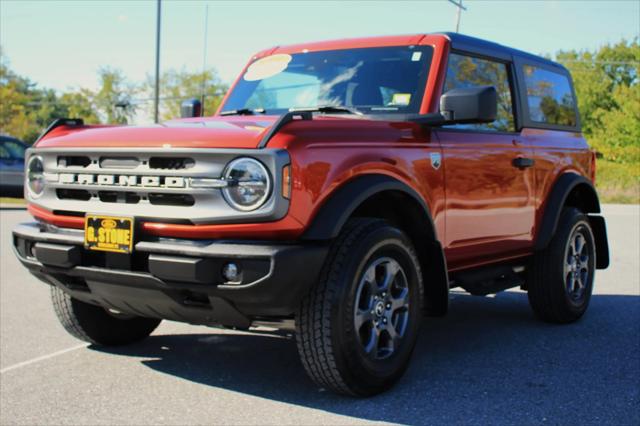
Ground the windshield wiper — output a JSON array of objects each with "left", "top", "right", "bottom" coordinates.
[
  {"left": 219, "top": 108, "right": 266, "bottom": 116},
  {"left": 258, "top": 105, "right": 363, "bottom": 149},
  {"left": 289, "top": 105, "right": 363, "bottom": 115}
]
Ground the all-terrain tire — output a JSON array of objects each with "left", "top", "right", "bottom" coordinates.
[
  {"left": 296, "top": 218, "right": 424, "bottom": 396},
  {"left": 51, "top": 286, "right": 161, "bottom": 346},
  {"left": 528, "top": 208, "right": 596, "bottom": 323}
]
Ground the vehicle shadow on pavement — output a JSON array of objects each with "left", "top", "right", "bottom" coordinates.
[{"left": 93, "top": 291, "right": 640, "bottom": 425}]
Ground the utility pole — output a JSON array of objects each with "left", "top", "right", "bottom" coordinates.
[
  {"left": 447, "top": 0, "right": 467, "bottom": 33},
  {"left": 200, "top": 3, "right": 209, "bottom": 116},
  {"left": 153, "top": 0, "right": 162, "bottom": 123}
]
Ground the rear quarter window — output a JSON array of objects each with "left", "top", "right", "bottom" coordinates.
[{"left": 523, "top": 65, "right": 577, "bottom": 127}]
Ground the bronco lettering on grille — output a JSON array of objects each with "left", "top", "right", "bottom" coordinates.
[{"left": 57, "top": 173, "right": 186, "bottom": 188}]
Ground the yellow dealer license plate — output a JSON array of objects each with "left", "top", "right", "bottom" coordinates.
[{"left": 84, "top": 215, "right": 134, "bottom": 254}]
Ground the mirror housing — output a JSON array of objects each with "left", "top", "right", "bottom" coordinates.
[
  {"left": 439, "top": 86, "right": 497, "bottom": 124},
  {"left": 408, "top": 85, "right": 497, "bottom": 126},
  {"left": 180, "top": 99, "right": 202, "bottom": 118}
]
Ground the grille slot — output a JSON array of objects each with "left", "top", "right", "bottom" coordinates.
[
  {"left": 99, "top": 157, "right": 140, "bottom": 169},
  {"left": 58, "top": 156, "right": 91, "bottom": 168},
  {"left": 98, "top": 191, "right": 141, "bottom": 204},
  {"left": 149, "top": 157, "right": 195, "bottom": 170},
  {"left": 56, "top": 188, "right": 91, "bottom": 201},
  {"left": 53, "top": 210, "right": 85, "bottom": 217},
  {"left": 148, "top": 193, "right": 195, "bottom": 206}
]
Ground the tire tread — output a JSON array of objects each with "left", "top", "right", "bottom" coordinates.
[
  {"left": 50, "top": 286, "right": 161, "bottom": 346},
  {"left": 296, "top": 218, "right": 396, "bottom": 395},
  {"left": 51, "top": 286, "right": 98, "bottom": 344},
  {"left": 528, "top": 207, "right": 594, "bottom": 323}
]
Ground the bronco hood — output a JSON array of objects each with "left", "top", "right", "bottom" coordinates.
[{"left": 34, "top": 116, "right": 282, "bottom": 149}]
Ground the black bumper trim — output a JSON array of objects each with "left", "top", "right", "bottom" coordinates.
[
  {"left": 34, "top": 242, "right": 81, "bottom": 268},
  {"left": 13, "top": 222, "right": 329, "bottom": 327}
]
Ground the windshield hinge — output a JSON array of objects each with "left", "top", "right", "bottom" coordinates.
[
  {"left": 258, "top": 111, "right": 313, "bottom": 149},
  {"left": 36, "top": 118, "right": 84, "bottom": 143}
]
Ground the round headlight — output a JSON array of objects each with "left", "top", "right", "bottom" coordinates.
[
  {"left": 222, "top": 158, "right": 272, "bottom": 211},
  {"left": 27, "top": 156, "right": 45, "bottom": 198}
]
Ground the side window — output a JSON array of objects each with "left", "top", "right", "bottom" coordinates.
[
  {"left": 522, "top": 65, "right": 577, "bottom": 127},
  {"left": 443, "top": 53, "right": 515, "bottom": 132}
]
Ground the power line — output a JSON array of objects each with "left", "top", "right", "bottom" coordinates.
[{"left": 558, "top": 60, "right": 639, "bottom": 65}]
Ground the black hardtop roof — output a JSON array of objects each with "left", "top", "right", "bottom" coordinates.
[{"left": 435, "top": 32, "right": 567, "bottom": 72}]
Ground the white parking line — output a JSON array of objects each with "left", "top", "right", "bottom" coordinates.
[{"left": 0, "top": 343, "right": 89, "bottom": 374}]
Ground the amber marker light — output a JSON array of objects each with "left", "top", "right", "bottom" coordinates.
[{"left": 282, "top": 165, "right": 291, "bottom": 199}]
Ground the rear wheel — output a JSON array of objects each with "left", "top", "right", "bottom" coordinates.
[
  {"left": 528, "top": 208, "right": 596, "bottom": 323},
  {"left": 51, "top": 286, "right": 161, "bottom": 346},
  {"left": 296, "top": 218, "right": 423, "bottom": 396}
]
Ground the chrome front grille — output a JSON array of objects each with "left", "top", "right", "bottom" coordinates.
[{"left": 28, "top": 147, "right": 290, "bottom": 225}]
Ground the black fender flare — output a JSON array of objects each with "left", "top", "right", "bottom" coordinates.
[
  {"left": 302, "top": 174, "right": 431, "bottom": 240},
  {"left": 302, "top": 174, "right": 450, "bottom": 315},
  {"left": 535, "top": 173, "right": 609, "bottom": 269}
]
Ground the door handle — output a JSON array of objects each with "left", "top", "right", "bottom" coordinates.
[{"left": 512, "top": 157, "right": 535, "bottom": 169}]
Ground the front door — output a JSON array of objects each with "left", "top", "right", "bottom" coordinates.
[{"left": 436, "top": 53, "right": 535, "bottom": 269}]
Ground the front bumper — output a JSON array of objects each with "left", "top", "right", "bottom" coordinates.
[{"left": 13, "top": 222, "right": 328, "bottom": 329}]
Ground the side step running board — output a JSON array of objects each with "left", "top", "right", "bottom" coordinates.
[{"left": 451, "top": 264, "right": 527, "bottom": 296}]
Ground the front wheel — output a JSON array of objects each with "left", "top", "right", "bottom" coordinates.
[
  {"left": 296, "top": 218, "right": 423, "bottom": 396},
  {"left": 51, "top": 286, "right": 161, "bottom": 346},
  {"left": 527, "top": 208, "right": 596, "bottom": 323}
]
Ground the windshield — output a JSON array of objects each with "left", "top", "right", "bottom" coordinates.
[{"left": 222, "top": 46, "right": 433, "bottom": 115}]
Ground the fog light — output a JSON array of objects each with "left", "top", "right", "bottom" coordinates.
[{"left": 222, "top": 262, "right": 240, "bottom": 282}]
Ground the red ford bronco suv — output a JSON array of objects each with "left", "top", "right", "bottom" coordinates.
[{"left": 14, "top": 33, "right": 609, "bottom": 396}]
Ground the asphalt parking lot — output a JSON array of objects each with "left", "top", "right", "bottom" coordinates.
[{"left": 0, "top": 205, "right": 638, "bottom": 425}]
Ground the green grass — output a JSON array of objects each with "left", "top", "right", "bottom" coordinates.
[{"left": 596, "top": 160, "right": 640, "bottom": 204}]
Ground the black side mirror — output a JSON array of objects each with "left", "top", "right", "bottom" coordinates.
[
  {"left": 439, "top": 86, "right": 497, "bottom": 124},
  {"left": 180, "top": 99, "right": 202, "bottom": 118},
  {"left": 408, "top": 86, "right": 497, "bottom": 126}
]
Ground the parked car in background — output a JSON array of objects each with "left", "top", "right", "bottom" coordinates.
[{"left": 0, "top": 136, "right": 27, "bottom": 197}]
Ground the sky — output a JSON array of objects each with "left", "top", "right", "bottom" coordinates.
[{"left": 1, "top": 0, "right": 639, "bottom": 94}]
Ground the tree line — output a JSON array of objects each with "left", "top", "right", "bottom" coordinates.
[
  {"left": 556, "top": 38, "right": 639, "bottom": 165},
  {"left": 0, "top": 50, "right": 228, "bottom": 144}
]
